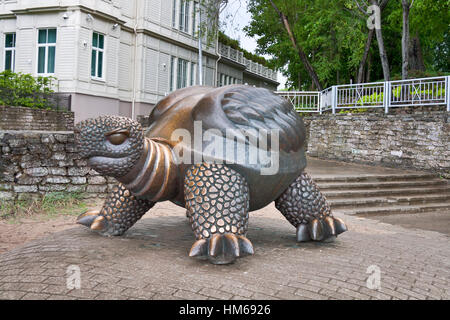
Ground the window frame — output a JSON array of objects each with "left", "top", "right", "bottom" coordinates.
[
  {"left": 91, "top": 31, "right": 106, "bottom": 81},
  {"left": 192, "top": 1, "right": 198, "bottom": 37},
  {"left": 179, "top": 0, "right": 190, "bottom": 33},
  {"left": 36, "top": 28, "right": 57, "bottom": 75},
  {"left": 190, "top": 61, "right": 196, "bottom": 86},
  {"left": 177, "top": 57, "right": 188, "bottom": 89},
  {"left": 3, "top": 32, "right": 16, "bottom": 72}
]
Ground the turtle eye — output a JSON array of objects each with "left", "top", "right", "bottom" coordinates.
[
  {"left": 105, "top": 129, "right": 130, "bottom": 145},
  {"left": 107, "top": 133, "right": 128, "bottom": 145}
]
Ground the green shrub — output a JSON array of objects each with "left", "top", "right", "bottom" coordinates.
[
  {"left": 0, "top": 70, "right": 56, "bottom": 109},
  {"left": 218, "top": 31, "right": 270, "bottom": 67},
  {"left": 338, "top": 108, "right": 369, "bottom": 114},
  {"left": 357, "top": 91, "right": 384, "bottom": 106}
]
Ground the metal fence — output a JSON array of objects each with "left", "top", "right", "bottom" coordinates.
[
  {"left": 276, "top": 76, "right": 450, "bottom": 114},
  {"left": 275, "top": 91, "right": 321, "bottom": 112}
]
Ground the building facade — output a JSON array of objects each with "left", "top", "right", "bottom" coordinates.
[{"left": 0, "top": 0, "right": 278, "bottom": 122}]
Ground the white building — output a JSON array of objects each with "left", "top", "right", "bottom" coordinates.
[{"left": 0, "top": 0, "right": 278, "bottom": 122}]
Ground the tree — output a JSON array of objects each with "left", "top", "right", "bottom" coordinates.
[
  {"left": 246, "top": 0, "right": 364, "bottom": 90},
  {"left": 267, "top": 0, "right": 323, "bottom": 90},
  {"left": 353, "top": 0, "right": 391, "bottom": 81},
  {"left": 401, "top": 0, "right": 414, "bottom": 79}
]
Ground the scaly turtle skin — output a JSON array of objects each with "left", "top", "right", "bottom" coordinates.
[{"left": 75, "top": 85, "right": 347, "bottom": 264}]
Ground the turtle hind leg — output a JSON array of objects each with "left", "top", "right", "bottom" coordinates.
[
  {"left": 77, "top": 183, "right": 154, "bottom": 236},
  {"left": 184, "top": 163, "right": 253, "bottom": 264},
  {"left": 275, "top": 171, "right": 347, "bottom": 242}
]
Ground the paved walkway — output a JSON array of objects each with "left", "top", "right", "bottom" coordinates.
[{"left": 1, "top": 158, "right": 449, "bottom": 300}]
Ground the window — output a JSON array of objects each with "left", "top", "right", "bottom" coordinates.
[
  {"left": 91, "top": 32, "right": 105, "bottom": 79},
  {"left": 4, "top": 33, "right": 15, "bottom": 71},
  {"left": 37, "top": 29, "right": 57, "bottom": 74},
  {"left": 192, "top": 1, "right": 198, "bottom": 36},
  {"left": 179, "top": 0, "right": 190, "bottom": 33},
  {"left": 190, "top": 62, "right": 196, "bottom": 86},
  {"left": 172, "top": 0, "right": 177, "bottom": 28},
  {"left": 170, "top": 56, "right": 175, "bottom": 91},
  {"left": 170, "top": 57, "right": 192, "bottom": 91},
  {"left": 177, "top": 58, "right": 188, "bottom": 89}
]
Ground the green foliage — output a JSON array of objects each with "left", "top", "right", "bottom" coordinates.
[
  {"left": 338, "top": 108, "right": 369, "bottom": 114},
  {"left": 0, "top": 70, "right": 56, "bottom": 109},
  {"left": 357, "top": 92, "right": 384, "bottom": 106},
  {"left": 0, "top": 191, "right": 87, "bottom": 220},
  {"left": 245, "top": 0, "right": 449, "bottom": 88}
]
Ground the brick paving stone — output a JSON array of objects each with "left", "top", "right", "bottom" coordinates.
[
  {"left": 294, "top": 290, "right": 328, "bottom": 300},
  {"left": 199, "top": 288, "right": 233, "bottom": 300},
  {"left": 358, "top": 287, "right": 392, "bottom": 300},
  {"left": 0, "top": 198, "right": 449, "bottom": 300},
  {"left": 121, "top": 288, "right": 156, "bottom": 300},
  {"left": 66, "top": 289, "right": 100, "bottom": 299},
  {"left": 0, "top": 290, "right": 27, "bottom": 300},
  {"left": 251, "top": 292, "right": 279, "bottom": 300},
  {"left": 173, "top": 289, "right": 208, "bottom": 300},
  {"left": 337, "top": 288, "right": 370, "bottom": 300},
  {"left": 92, "top": 283, "right": 127, "bottom": 295},
  {"left": 319, "top": 288, "right": 353, "bottom": 300},
  {"left": 22, "top": 293, "right": 51, "bottom": 300},
  {"left": 17, "top": 283, "right": 48, "bottom": 293},
  {"left": 151, "top": 293, "right": 182, "bottom": 300},
  {"left": 41, "top": 284, "right": 71, "bottom": 295},
  {"left": 220, "top": 285, "right": 254, "bottom": 298},
  {"left": 231, "top": 295, "right": 251, "bottom": 300},
  {"left": 94, "top": 293, "right": 125, "bottom": 300}
]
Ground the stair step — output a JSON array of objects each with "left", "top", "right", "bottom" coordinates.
[
  {"left": 314, "top": 173, "right": 438, "bottom": 183},
  {"left": 334, "top": 203, "right": 450, "bottom": 216},
  {"left": 328, "top": 194, "right": 450, "bottom": 208},
  {"left": 322, "top": 186, "right": 450, "bottom": 199},
  {"left": 317, "top": 180, "right": 448, "bottom": 190}
]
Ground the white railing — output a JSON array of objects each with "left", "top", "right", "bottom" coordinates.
[
  {"left": 218, "top": 43, "right": 278, "bottom": 82},
  {"left": 275, "top": 91, "right": 322, "bottom": 113},
  {"left": 276, "top": 76, "right": 450, "bottom": 114}
]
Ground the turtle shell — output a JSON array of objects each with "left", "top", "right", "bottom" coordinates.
[{"left": 146, "top": 85, "right": 307, "bottom": 210}]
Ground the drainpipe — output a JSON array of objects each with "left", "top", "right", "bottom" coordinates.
[
  {"left": 214, "top": 31, "right": 221, "bottom": 87},
  {"left": 197, "top": 7, "right": 203, "bottom": 86},
  {"left": 131, "top": 2, "right": 139, "bottom": 120}
]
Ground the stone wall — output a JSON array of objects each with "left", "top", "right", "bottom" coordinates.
[
  {"left": 0, "top": 105, "right": 74, "bottom": 131},
  {"left": 0, "top": 131, "right": 116, "bottom": 202},
  {"left": 303, "top": 111, "right": 449, "bottom": 176}
]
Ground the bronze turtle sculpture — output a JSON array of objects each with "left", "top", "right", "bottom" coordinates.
[{"left": 75, "top": 85, "right": 347, "bottom": 264}]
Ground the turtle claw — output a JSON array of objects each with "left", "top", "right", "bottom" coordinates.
[
  {"left": 297, "top": 216, "right": 347, "bottom": 243},
  {"left": 189, "top": 234, "right": 254, "bottom": 265},
  {"left": 76, "top": 211, "right": 107, "bottom": 232}
]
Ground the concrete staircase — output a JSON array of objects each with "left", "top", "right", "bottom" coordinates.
[{"left": 315, "top": 173, "right": 450, "bottom": 216}]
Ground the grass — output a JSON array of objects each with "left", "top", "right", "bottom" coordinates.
[{"left": 0, "top": 191, "right": 88, "bottom": 223}]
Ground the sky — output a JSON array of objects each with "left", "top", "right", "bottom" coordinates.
[{"left": 219, "top": 0, "right": 287, "bottom": 89}]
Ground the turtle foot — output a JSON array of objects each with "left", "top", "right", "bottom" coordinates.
[
  {"left": 189, "top": 234, "right": 254, "bottom": 265},
  {"left": 76, "top": 210, "right": 113, "bottom": 235},
  {"left": 297, "top": 216, "right": 347, "bottom": 242}
]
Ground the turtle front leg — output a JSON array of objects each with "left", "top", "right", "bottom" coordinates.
[
  {"left": 184, "top": 163, "right": 254, "bottom": 265},
  {"left": 275, "top": 172, "right": 347, "bottom": 242},
  {"left": 77, "top": 183, "right": 154, "bottom": 236}
]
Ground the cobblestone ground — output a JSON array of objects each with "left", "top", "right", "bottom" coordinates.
[{"left": 0, "top": 200, "right": 449, "bottom": 300}]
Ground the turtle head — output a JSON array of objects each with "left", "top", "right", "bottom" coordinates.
[{"left": 75, "top": 116, "right": 144, "bottom": 178}]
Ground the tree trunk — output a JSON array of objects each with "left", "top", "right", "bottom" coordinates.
[
  {"left": 357, "top": 28, "right": 374, "bottom": 83},
  {"left": 268, "top": 0, "right": 323, "bottom": 91},
  {"left": 366, "top": 51, "right": 372, "bottom": 82},
  {"left": 409, "top": 33, "right": 425, "bottom": 72},
  {"left": 370, "top": 0, "right": 390, "bottom": 81},
  {"left": 401, "top": 0, "right": 411, "bottom": 79}
]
